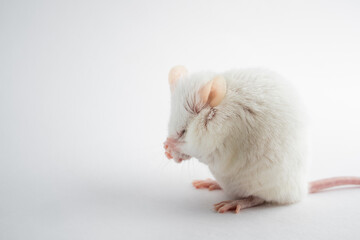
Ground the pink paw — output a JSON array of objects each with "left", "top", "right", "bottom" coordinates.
[
  {"left": 214, "top": 196, "right": 265, "bottom": 214},
  {"left": 163, "top": 138, "right": 190, "bottom": 163},
  {"left": 214, "top": 200, "right": 243, "bottom": 213},
  {"left": 192, "top": 178, "right": 222, "bottom": 191}
]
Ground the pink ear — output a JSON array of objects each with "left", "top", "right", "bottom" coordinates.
[
  {"left": 199, "top": 76, "right": 227, "bottom": 107},
  {"left": 168, "top": 65, "right": 188, "bottom": 91}
]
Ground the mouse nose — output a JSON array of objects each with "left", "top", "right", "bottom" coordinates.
[
  {"left": 163, "top": 137, "right": 177, "bottom": 149},
  {"left": 164, "top": 137, "right": 176, "bottom": 148},
  {"left": 166, "top": 137, "right": 176, "bottom": 143}
]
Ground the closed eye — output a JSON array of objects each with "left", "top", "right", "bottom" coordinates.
[{"left": 177, "top": 129, "right": 186, "bottom": 138}]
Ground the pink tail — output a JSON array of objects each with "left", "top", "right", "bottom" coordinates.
[{"left": 309, "top": 177, "right": 360, "bottom": 193}]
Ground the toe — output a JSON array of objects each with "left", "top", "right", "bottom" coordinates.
[
  {"left": 218, "top": 201, "right": 239, "bottom": 213},
  {"left": 193, "top": 181, "right": 209, "bottom": 189},
  {"left": 165, "top": 152, "right": 173, "bottom": 159},
  {"left": 192, "top": 181, "right": 202, "bottom": 188},
  {"left": 208, "top": 184, "right": 221, "bottom": 191},
  {"left": 218, "top": 204, "right": 232, "bottom": 213},
  {"left": 235, "top": 204, "right": 241, "bottom": 213},
  {"left": 214, "top": 203, "right": 226, "bottom": 212},
  {"left": 214, "top": 201, "right": 230, "bottom": 207}
]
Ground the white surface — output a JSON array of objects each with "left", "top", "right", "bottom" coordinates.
[{"left": 1, "top": 0, "right": 360, "bottom": 239}]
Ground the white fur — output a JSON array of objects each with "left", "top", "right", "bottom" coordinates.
[{"left": 168, "top": 68, "right": 308, "bottom": 204}]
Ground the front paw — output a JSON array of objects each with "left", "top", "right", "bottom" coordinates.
[{"left": 163, "top": 142, "right": 190, "bottom": 163}]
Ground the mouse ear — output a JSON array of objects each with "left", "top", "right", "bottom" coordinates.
[
  {"left": 168, "top": 65, "right": 188, "bottom": 91},
  {"left": 199, "top": 75, "right": 227, "bottom": 107}
]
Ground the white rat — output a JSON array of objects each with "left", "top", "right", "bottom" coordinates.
[{"left": 163, "top": 65, "right": 360, "bottom": 214}]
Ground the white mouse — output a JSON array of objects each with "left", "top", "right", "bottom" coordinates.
[{"left": 163, "top": 65, "right": 360, "bottom": 213}]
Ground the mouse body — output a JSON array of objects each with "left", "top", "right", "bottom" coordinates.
[{"left": 164, "top": 66, "right": 360, "bottom": 213}]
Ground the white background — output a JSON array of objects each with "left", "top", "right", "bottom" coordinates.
[{"left": 1, "top": 0, "right": 360, "bottom": 239}]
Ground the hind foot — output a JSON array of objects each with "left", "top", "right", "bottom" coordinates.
[{"left": 214, "top": 196, "right": 265, "bottom": 214}]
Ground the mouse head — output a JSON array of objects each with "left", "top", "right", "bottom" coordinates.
[{"left": 164, "top": 65, "right": 228, "bottom": 163}]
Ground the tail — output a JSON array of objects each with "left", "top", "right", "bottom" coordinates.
[{"left": 309, "top": 176, "right": 360, "bottom": 193}]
